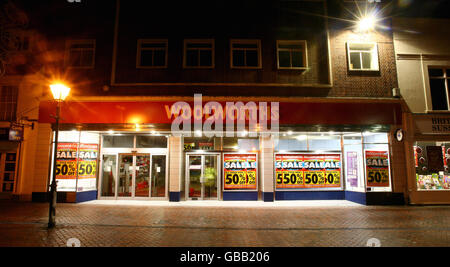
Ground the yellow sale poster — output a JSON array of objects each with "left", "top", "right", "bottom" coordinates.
[
  {"left": 275, "top": 154, "right": 341, "bottom": 189},
  {"left": 223, "top": 154, "right": 257, "bottom": 190},
  {"left": 365, "top": 150, "right": 390, "bottom": 187}
]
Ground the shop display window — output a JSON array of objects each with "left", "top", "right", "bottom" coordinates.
[{"left": 414, "top": 141, "right": 450, "bottom": 191}]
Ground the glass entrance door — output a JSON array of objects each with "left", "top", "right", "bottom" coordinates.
[
  {"left": 186, "top": 154, "right": 220, "bottom": 200},
  {"left": 117, "top": 153, "right": 151, "bottom": 198}
]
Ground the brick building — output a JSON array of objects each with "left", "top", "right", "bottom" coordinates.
[{"left": 4, "top": 0, "right": 409, "bottom": 205}]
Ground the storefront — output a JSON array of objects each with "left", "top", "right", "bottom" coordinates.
[
  {"left": 0, "top": 127, "right": 21, "bottom": 198},
  {"left": 37, "top": 97, "right": 406, "bottom": 205},
  {"left": 408, "top": 114, "right": 450, "bottom": 204}
]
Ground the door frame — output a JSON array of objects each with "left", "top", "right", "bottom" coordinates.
[{"left": 185, "top": 152, "right": 221, "bottom": 200}]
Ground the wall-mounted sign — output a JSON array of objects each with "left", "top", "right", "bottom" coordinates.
[
  {"left": 9, "top": 124, "right": 23, "bottom": 141},
  {"left": 223, "top": 153, "right": 257, "bottom": 190},
  {"left": 365, "top": 150, "right": 390, "bottom": 187},
  {"left": 415, "top": 115, "right": 450, "bottom": 135},
  {"left": 275, "top": 153, "right": 341, "bottom": 189}
]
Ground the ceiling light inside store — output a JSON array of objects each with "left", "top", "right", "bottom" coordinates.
[
  {"left": 287, "top": 131, "right": 293, "bottom": 135},
  {"left": 108, "top": 130, "right": 114, "bottom": 134},
  {"left": 296, "top": 135, "right": 307, "bottom": 141},
  {"left": 195, "top": 130, "right": 202, "bottom": 137}
]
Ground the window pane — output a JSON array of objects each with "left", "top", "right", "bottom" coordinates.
[
  {"left": 233, "top": 50, "right": 245, "bottom": 66},
  {"left": 101, "top": 155, "right": 116, "bottom": 197},
  {"left": 430, "top": 79, "right": 448, "bottom": 110},
  {"left": 141, "top": 43, "right": 166, "bottom": 48},
  {"left": 233, "top": 43, "right": 258, "bottom": 49},
  {"left": 187, "top": 43, "right": 212, "bottom": 48},
  {"left": 446, "top": 69, "right": 450, "bottom": 77},
  {"left": 278, "top": 51, "right": 291, "bottom": 67},
  {"left": 199, "top": 50, "right": 212, "bottom": 66},
  {"left": 246, "top": 50, "right": 258, "bottom": 67},
  {"left": 140, "top": 50, "right": 153, "bottom": 66},
  {"left": 69, "top": 50, "right": 82, "bottom": 66},
  {"left": 153, "top": 50, "right": 166, "bottom": 66},
  {"left": 279, "top": 44, "right": 302, "bottom": 49},
  {"left": 186, "top": 50, "right": 198, "bottom": 66},
  {"left": 292, "top": 51, "right": 304, "bottom": 67},
  {"left": 136, "top": 136, "right": 167, "bottom": 148},
  {"left": 151, "top": 155, "right": 166, "bottom": 197},
  {"left": 350, "top": 52, "right": 361, "bottom": 69},
  {"left": 81, "top": 51, "right": 94, "bottom": 66},
  {"left": 103, "top": 136, "right": 134, "bottom": 148},
  {"left": 361, "top": 52, "right": 372, "bottom": 69},
  {"left": 429, "top": 68, "right": 444, "bottom": 77}
]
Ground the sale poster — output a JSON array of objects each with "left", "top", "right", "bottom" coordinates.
[
  {"left": 55, "top": 143, "right": 78, "bottom": 191},
  {"left": 365, "top": 150, "right": 390, "bottom": 187},
  {"left": 275, "top": 154, "right": 341, "bottom": 189},
  {"left": 223, "top": 154, "right": 257, "bottom": 190},
  {"left": 77, "top": 144, "right": 98, "bottom": 192}
]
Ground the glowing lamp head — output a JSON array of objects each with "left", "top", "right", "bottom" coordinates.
[
  {"left": 357, "top": 15, "right": 376, "bottom": 32},
  {"left": 50, "top": 83, "right": 71, "bottom": 101}
]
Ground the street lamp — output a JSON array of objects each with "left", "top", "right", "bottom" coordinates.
[{"left": 48, "top": 83, "right": 70, "bottom": 229}]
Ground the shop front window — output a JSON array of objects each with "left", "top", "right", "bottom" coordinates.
[{"left": 414, "top": 141, "right": 450, "bottom": 191}]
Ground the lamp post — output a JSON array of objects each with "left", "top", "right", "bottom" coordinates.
[{"left": 48, "top": 83, "right": 70, "bottom": 229}]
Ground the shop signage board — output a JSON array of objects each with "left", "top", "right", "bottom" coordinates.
[
  {"left": 223, "top": 153, "right": 257, "bottom": 190},
  {"left": 275, "top": 153, "right": 341, "bottom": 189},
  {"left": 364, "top": 150, "right": 390, "bottom": 187},
  {"left": 414, "top": 115, "right": 450, "bottom": 135},
  {"left": 55, "top": 143, "right": 78, "bottom": 191}
]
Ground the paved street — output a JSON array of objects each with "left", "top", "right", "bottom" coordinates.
[{"left": 0, "top": 200, "right": 449, "bottom": 247}]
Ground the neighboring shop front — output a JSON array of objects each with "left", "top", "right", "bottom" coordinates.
[
  {"left": 408, "top": 114, "right": 450, "bottom": 204},
  {"left": 37, "top": 98, "right": 406, "bottom": 205},
  {"left": 0, "top": 126, "right": 22, "bottom": 198}
]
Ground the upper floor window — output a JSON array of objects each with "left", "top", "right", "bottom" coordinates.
[
  {"left": 428, "top": 67, "right": 450, "bottom": 111},
  {"left": 65, "top": 39, "right": 96, "bottom": 68},
  {"left": 277, "top": 40, "right": 307, "bottom": 69},
  {"left": 0, "top": 86, "right": 18, "bottom": 121},
  {"left": 230, "top": 39, "right": 261, "bottom": 69},
  {"left": 183, "top": 39, "right": 214, "bottom": 68},
  {"left": 137, "top": 39, "right": 168, "bottom": 68},
  {"left": 346, "top": 42, "right": 379, "bottom": 71}
]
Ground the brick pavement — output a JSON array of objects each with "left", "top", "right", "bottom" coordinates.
[{"left": 0, "top": 201, "right": 449, "bottom": 247}]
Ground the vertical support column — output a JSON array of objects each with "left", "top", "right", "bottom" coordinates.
[
  {"left": 260, "top": 135, "right": 274, "bottom": 202},
  {"left": 169, "top": 136, "right": 183, "bottom": 202},
  {"left": 403, "top": 112, "right": 416, "bottom": 204}
]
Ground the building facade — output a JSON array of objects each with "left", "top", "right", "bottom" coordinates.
[
  {"left": 8, "top": 0, "right": 409, "bottom": 205},
  {"left": 394, "top": 17, "right": 450, "bottom": 204}
]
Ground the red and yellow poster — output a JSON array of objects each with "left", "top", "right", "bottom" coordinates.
[
  {"left": 275, "top": 154, "right": 341, "bottom": 189},
  {"left": 78, "top": 144, "right": 98, "bottom": 179},
  {"left": 365, "top": 150, "right": 390, "bottom": 187},
  {"left": 223, "top": 154, "right": 257, "bottom": 190},
  {"left": 55, "top": 143, "right": 78, "bottom": 180}
]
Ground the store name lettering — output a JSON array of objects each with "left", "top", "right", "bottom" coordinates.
[
  {"left": 276, "top": 161, "right": 341, "bottom": 169},
  {"left": 224, "top": 161, "right": 257, "bottom": 169},
  {"left": 431, "top": 118, "right": 450, "bottom": 132}
]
